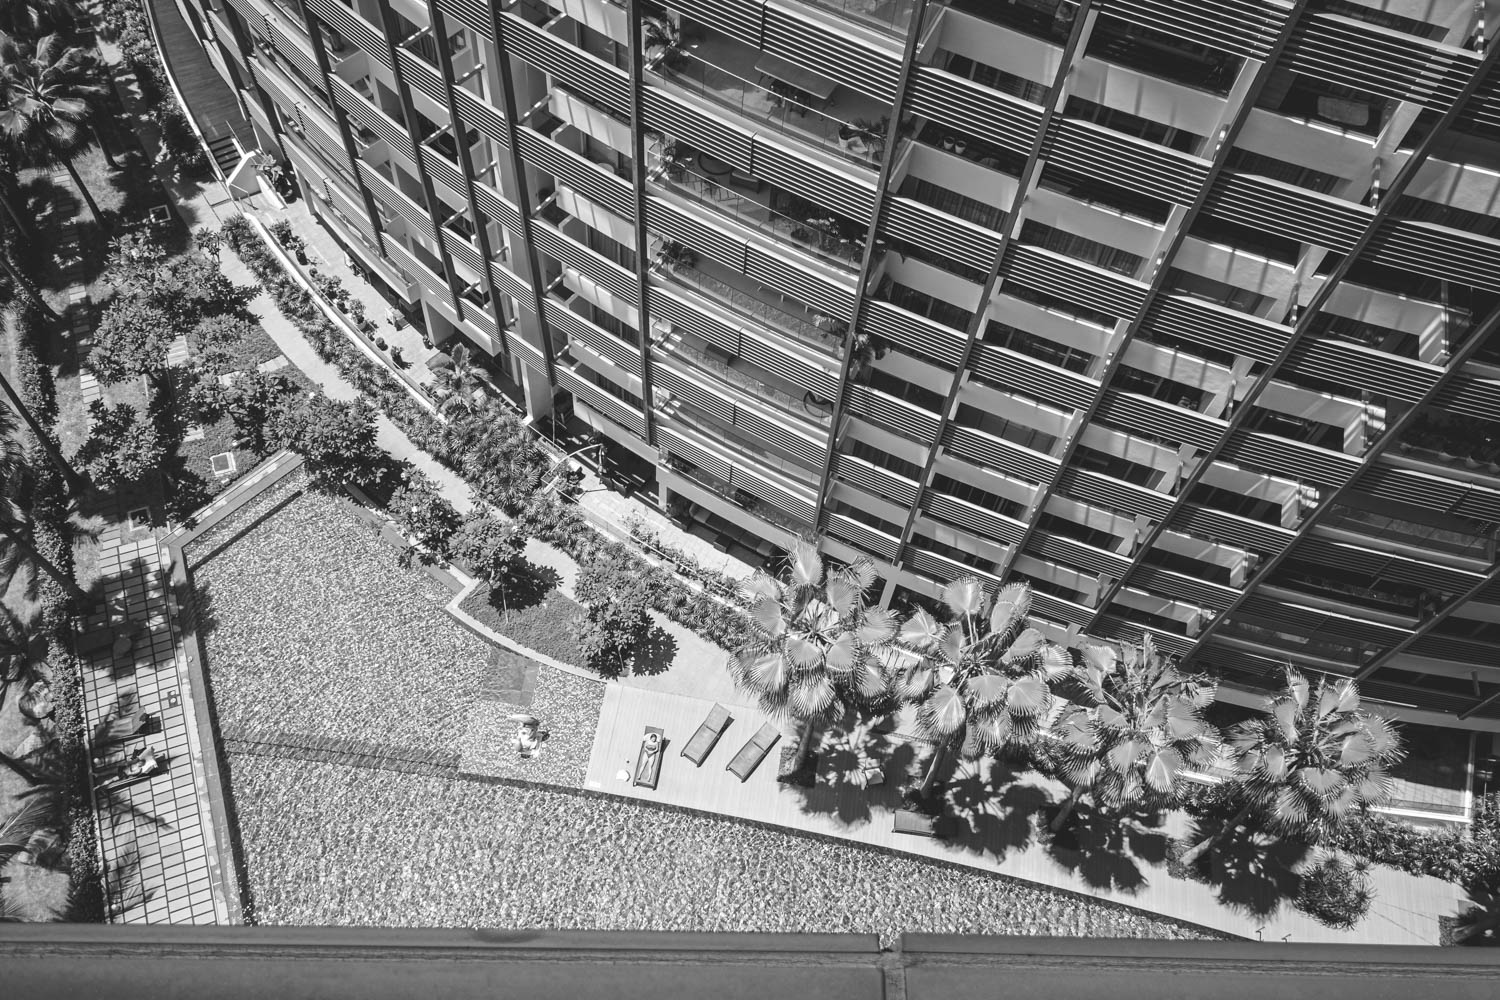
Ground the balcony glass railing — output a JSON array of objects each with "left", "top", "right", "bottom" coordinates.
[
  {"left": 1320, "top": 504, "right": 1494, "bottom": 561},
  {"left": 654, "top": 165, "right": 865, "bottom": 269},
  {"left": 665, "top": 264, "right": 842, "bottom": 357},
  {"left": 801, "top": 0, "right": 919, "bottom": 34},
  {"left": 650, "top": 48, "right": 887, "bottom": 170}
]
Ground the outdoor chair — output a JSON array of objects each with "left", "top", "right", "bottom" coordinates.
[
  {"left": 681, "top": 704, "right": 732, "bottom": 766},
  {"left": 93, "top": 708, "right": 150, "bottom": 749},
  {"left": 634, "top": 727, "right": 666, "bottom": 790},
  {"left": 726, "top": 722, "right": 780, "bottom": 782},
  {"left": 893, "top": 809, "right": 937, "bottom": 837}
]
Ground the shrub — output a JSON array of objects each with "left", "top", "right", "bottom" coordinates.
[
  {"left": 1294, "top": 854, "right": 1374, "bottom": 929},
  {"left": 1331, "top": 793, "right": 1500, "bottom": 898},
  {"left": 267, "top": 393, "right": 382, "bottom": 491},
  {"left": 450, "top": 513, "right": 526, "bottom": 592},
  {"left": 388, "top": 469, "right": 462, "bottom": 565},
  {"left": 572, "top": 550, "right": 654, "bottom": 675},
  {"left": 89, "top": 299, "right": 174, "bottom": 386}
]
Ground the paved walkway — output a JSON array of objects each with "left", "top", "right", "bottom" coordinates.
[{"left": 587, "top": 684, "right": 1468, "bottom": 945}]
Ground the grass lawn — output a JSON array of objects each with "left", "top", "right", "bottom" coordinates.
[{"left": 459, "top": 572, "right": 589, "bottom": 667}]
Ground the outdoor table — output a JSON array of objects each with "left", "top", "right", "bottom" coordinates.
[{"left": 754, "top": 52, "right": 839, "bottom": 103}]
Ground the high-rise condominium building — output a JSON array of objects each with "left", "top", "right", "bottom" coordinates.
[{"left": 177, "top": 0, "right": 1500, "bottom": 727}]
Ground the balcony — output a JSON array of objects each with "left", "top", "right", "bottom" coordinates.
[
  {"left": 652, "top": 154, "right": 868, "bottom": 270},
  {"left": 664, "top": 257, "right": 843, "bottom": 359},
  {"left": 654, "top": 328, "right": 833, "bottom": 435},
  {"left": 650, "top": 31, "right": 895, "bottom": 171}
]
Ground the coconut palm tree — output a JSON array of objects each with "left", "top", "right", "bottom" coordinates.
[
  {"left": 895, "top": 579, "right": 1072, "bottom": 797},
  {"left": 433, "top": 342, "right": 485, "bottom": 414},
  {"left": 1048, "top": 635, "right": 1219, "bottom": 832},
  {"left": 0, "top": 32, "right": 109, "bottom": 225},
  {"left": 730, "top": 538, "right": 898, "bottom": 773},
  {"left": 1177, "top": 666, "right": 1402, "bottom": 868}
]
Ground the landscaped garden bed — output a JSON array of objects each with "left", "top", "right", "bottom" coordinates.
[
  {"left": 226, "top": 755, "right": 1217, "bottom": 942},
  {"left": 458, "top": 579, "right": 588, "bottom": 667}
]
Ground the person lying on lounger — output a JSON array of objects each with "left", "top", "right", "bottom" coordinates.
[{"left": 122, "top": 746, "right": 161, "bottom": 778}]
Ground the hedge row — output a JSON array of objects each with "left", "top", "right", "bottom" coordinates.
[
  {"left": 1331, "top": 795, "right": 1500, "bottom": 899},
  {"left": 220, "top": 215, "right": 748, "bottom": 656}
]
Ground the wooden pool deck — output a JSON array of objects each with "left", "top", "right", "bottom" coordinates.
[{"left": 586, "top": 684, "right": 1467, "bottom": 945}]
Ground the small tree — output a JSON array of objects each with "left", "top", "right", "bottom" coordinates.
[
  {"left": 451, "top": 514, "right": 526, "bottom": 592},
  {"left": 87, "top": 299, "right": 173, "bottom": 388},
  {"left": 190, "top": 313, "right": 256, "bottom": 376},
  {"left": 267, "top": 393, "right": 380, "bottom": 491},
  {"left": 387, "top": 470, "right": 461, "bottom": 566},
  {"left": 105, "top": 231, "right": 253, "bottom": 326},
  {"left": 1294, "top": 853, "right": 1375, "bottom": 929},
  {"left": 219, "top": 371, "right": 295, "bottom": 454},
  {"left": 572, "top": 550, "right": 653, "bottom": 675},
  {"left": 75, "top": 400, "right": 164, "bottom": 491},
  {"left": 1048, "top": 635, "right": 1219, "bottom": 832},
  {"left": 1178, "top": 666, "right": 1403, "bottom": 868}
]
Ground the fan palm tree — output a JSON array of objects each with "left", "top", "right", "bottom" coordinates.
[
  {"left": 895, "top": 579, "right": 1072, "bottom": 797},
  {"left": 1048, "top": 635, "right": 1219, "bottom": 832},
  {"left": 0, "top": 0, "right": 81, "bottom": 37},
  {"left": 0, "top": 32, "right": 109, "bottom": 225},
  {"left": 1178, "top": 666, "right": 1402, "bottom": 867},
  {"left": 730, "top": 538, "right": 898, "bottom": 772},
  {"left": 0, "top": 417, "right": 84, "bottom": 600}
]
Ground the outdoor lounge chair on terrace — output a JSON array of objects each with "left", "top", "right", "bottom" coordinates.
[
  {"left": 634, "top": 727, "right": 666, "bottom": 790},
  {"left": 681, "top": 703, "right": 732, "bottom": 766},
  {"left": 93, "top": 709, "right": 150, "bottom": 749},
  {"left": 893, "top": 809, "right": 937, "bottom": 837},
  {"left": 726, "top": 722, "right": 780, "bottom": 782}
]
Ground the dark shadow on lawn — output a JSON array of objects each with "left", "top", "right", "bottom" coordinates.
[
  {"left": 629, "top": 624, "right": 675, "bottom": 677},
  {"left": 500, "top": 560, "right": 562, "bottom": 612},
  {"left": 1045, "top": 800, "right": 1169, "bottom": 894}
]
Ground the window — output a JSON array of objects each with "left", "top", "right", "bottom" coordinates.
[
  {"left": 932, "top": 474, "right": 1025, "bottom": 520},
  {"left": 1224, "top": 147, "right": 1341, "bottom": 195},
  {"left": 1005, "top": 283, "right": 1119, "bottom": 328},
  {"left": 944, "top": 52, "right": 1050, "bottom": 105},
  {"left": 848, "top": 439, "right": 923, "bottom": 481},
  {"left": 1073, "top": 445, "right": 1156, "bottom": 486},
  {"left": 1038, "top": 512, "right": 1117, "bottom": 552},
  {"left": 899, "top": 176, "right": 1005, "bottom": 231},
  {"left": 1020, "top": 220, "right": 1145, "bottom": 277},
  {"left": 1188, "top": 481, "right": 1280, "bottom": 524},
  {"left": 1163, "top": 268, "right": 1272, "bottom": 316},
  {"left": 984, "top": 322, "right": 1094, "bottom": 374},
  {"left": 1064, "top": 95, "right": 1204, "bottom": 154}
]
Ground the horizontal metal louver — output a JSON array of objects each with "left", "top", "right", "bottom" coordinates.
[
  {"left": 923, "top": 493, "right": 1024, "bottom": 546},
  {"left": 558, "top": 366, "right": 647, "bottom": 434},
  {"left": 1027, "top": 530, "right": 1131, "bottom": 579},
  {"left": 882, "top": 196, "right": 999, "bottom": 274},
  {"left": 1284, "top": 338, "right": 1441, "bottom": 403},
  {"left": 650, "top": 286, "right": 744, "bottom": 356},
  {"left": 834, "top": 453, "right": 918, "bottom": 506},
  {"left": 517, "top": 126, "right": 633, "bottom": 217},
  {"left": 736, "top": 333, "right": 833, "bottom": 398},
  {"left": 826, "top": 513, "right": 900, "bottom": 560},
  {"left": 1220, "top": 430, "right": 1361, "bottom": 488},
  {"left": 1431, "top": 369, "right": 1500, "bottom": 419},
  {"left": 942, "top": 424, "right": 1058, "bottom": 483},
  {"left": 434, "top": 0, "right": 492, "bottom": 40},
  {"left": 1364, "top": 219, "right": 1500, "bottom": 293},
  {"left": 1453, "top": 485, "right": 1500, "bottom": 523},
  {"left": 1096, "top": 0, "right": 1284, "bottom": 61},
  {"left": 1124, "top": 564, "right": 1237, "bottom": 611},
  {"left": 467, "top": 180, "right": 512, "bottom": 233},
  {"left": 967, "top": 344, "right": 1098, "bottom": 412},
  {"left": 1407, "top": 634, "right": 1500, "bottom": 664},
  {"left": 1055, "top": 468, "right": 1174, "bottom": 522},
  {"left": 359, "top": 164, "right": 432, "bottom": 239},
  {"left": 499, "top": 12, "right": 629, "bottom": 114},
  {"left": 1356, "top": 463, "right": 1475, "bottom": 513},
  {"left": 750, "top": 135, "right": 876, "bottom": 221},
  {"left": 849, "top": 385, "right": 942, "bottom": 442},
  {"left": 743, "top": 243, "right": 857, "bottom": 318},
  {"left": 1046, "top": 119, "right": 1208, "bottom": 207},
  {"left": 905, "top": 547, "right": 996, "bottom": 590},
  {"left": 761, "top": 5, "right": 901, "bottom": 103},
  {"left": 1237, "top": 595, "right": 1409, "bottom": 646},
  {"left": 659, "top": 424, "right": 732, "bottom": 480},
  {"left": 859, "top": 300, "right": 964, "bottom": 368},
  {"left": 490, "top": 263, "right": 529, "bottom": 302},
  {"left": 452, "top": 87, "right": 507, "bottom": 148},
  {"left": 907, "top": 67, "right": 1040, "bottom": 156},
  {"left": 1296, "top": 535, "right": 1484, "bottom": 593},
  {"left": 657, "top": 365, "right": 734, "bottom": 422},
  {"left": 441, "top": 230, "right": 483, "bottom": 273},
  {"left": 1282, "top": 14, "right": 1476, "bottom": 113},
  {"left": 1170, "top": 505, "right": 1293, "bottom": 556},
  {"left": 333, "top": 79, "right": 414, "bottom": 159},
  {"left": 306, "top": 0, "right": 388, "bottom": 66},
  {"left": 1027, "top": 591, "right": 1095, "bottom": 628},
  {"left": 1143, "top": 295, "right": 1290, "bottom": 365},
  {"left": 643, "top": 87, "right": 753, "bottom": 170},
  {"left": 531, "top": 222, "right": 636, "bottom": 300},
  {"left": 552, "top": 302, "right": 645, "bottom": 377},
  {"left": 670, "top": 0, "right": 763, "bottom": 47},
  {"left": 644, "top": 198, "right": 747, "bottom": 268},
  {"left": 267, "top": 17, "right": 325, "bottom": 82},
  {"left": 398, "top": 50, "right": 447, "bottom": 109},
  {"left": 1092, "top": 392, "right": 1224, "bottom": 451},
  {"left": 1204, "top": 172, "right": 1368, "bottom": 255},
  {"left": 1003, "top": 244, "right": 1149, "bottom": 319},
  {"left": 730, "top": 403, "right": 824, "bottom": 466},
  {"left": 420, "top": 147, "right": 466, "bottom": 200}
]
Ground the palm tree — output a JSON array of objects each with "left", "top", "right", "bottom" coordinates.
[
  {"left": 0, "top": 32, "right": 109, "bottom": 225},
  {"left": 730, "top": 538, "right": 898, "bottom": 773},
  {"left": 895, "top": 579, "right": 1072, "bottom": 797},
  {"left": 1048, "top": 635, "right": 1219, "bottom": 832},
  {"left": 0, "top": 419, "right": 84, "bottom": 600},
  {"left": 0, "top": 0, "right": 81, "bottom": 37},
  {"left": 434, "top": 342, "right": 485, "bottom": 414},
  {"left": 1177, "top": 666, "right": 1402, "bottom": 868}
]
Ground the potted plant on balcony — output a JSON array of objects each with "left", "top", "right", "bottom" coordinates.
[{"left": 654, "top": 240, "right": 696, "bottom": 274}]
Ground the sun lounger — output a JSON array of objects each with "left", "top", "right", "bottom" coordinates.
[
  {"left": 680, "top": 703, "right": 732, "bottom": 766},
  {"left": 726, "top": 722, "right": 780, "bottom": 782},
  {"left": 93, "top": 709, "right": 150, "bottom": 749},
  {"left": 893, "top": 809, "right": 937, "bottom": 837},
  {"left": 634, "top": 727, "right": 666, "bottom": 789}
]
